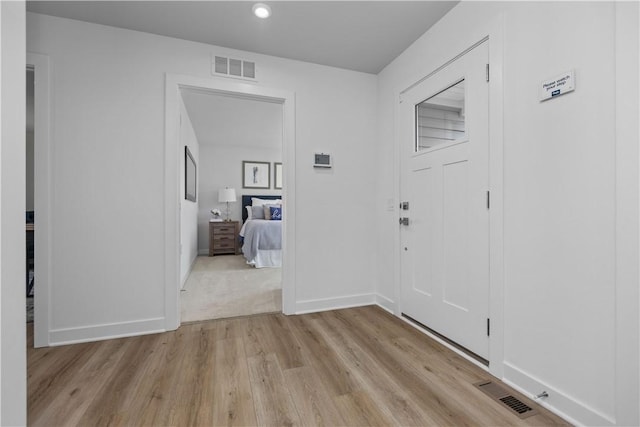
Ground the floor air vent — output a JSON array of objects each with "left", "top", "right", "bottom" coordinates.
[
  {"left": 500, "top": 395, "right": 533, "bottom": 414},
  {"left": 474, "top": 380, "right": 538, "bottom": 419}
]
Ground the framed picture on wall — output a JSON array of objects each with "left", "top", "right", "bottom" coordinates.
[
  {"left": 185, "top": 146, "right": 196, "bottom": 202},
  {"left": 274, "top": 162, "right": 282, "bottom": 189},
  {"left": 242, "top": 161, "right": 270, "bottom": 189}
]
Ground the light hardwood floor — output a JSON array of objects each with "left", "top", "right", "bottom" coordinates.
[{"left": 28, "top": 306, "right": 568, "bottom": 426}]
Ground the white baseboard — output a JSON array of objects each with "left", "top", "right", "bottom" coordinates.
[
  {"left": 197, "top": 248, "right": 208, "bottom": 256},
  {"left": 371, "top": 292, "right": 613, "bottom": 426},
  {"left": 371, "top": 293, "right": 610, "bottom": 426},
  {"left": 295, "top": 293, "right": 376, "bottom": 314},
  {"left": 49, "top": 317, "right": 166, "bottom": 346},
  {"left": 502, "top": 362, "right": 614, "bottom": 426},
  {"left": 375, "top": 294, "right": 395, "bottom": 314},
  {"left": 40, "top": 293, "right": 618, "bottom": 427},
  {"left": 47, "top": 294, "right": 374, "bottom": 346}
]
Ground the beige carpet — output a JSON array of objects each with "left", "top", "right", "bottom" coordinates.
[{"left": 181, "top": 255, "right": 282, "bottom": 322}]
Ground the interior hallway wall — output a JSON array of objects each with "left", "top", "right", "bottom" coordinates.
[
  {"left": 26, "top": 12, "right": 377, "bottom": 343},
  {"left": 0, "top": 1, "right": 27, "bottom": 424},
  {"left": 179, "top": 95, "right": 199, "bottom": 287}
]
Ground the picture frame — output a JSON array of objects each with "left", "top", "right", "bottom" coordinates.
[
  {"left": 242, "top": 161, "right": 270, "bottom": 189},
  {"left": 274, "top": 162, "right": 283, "bottom": 189},
  {"left": 185, "top": 146, "right": 196, "bottom": 202}
]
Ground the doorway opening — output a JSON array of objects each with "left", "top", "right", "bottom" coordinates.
[
  {"left": 179, "top": 90, "right": 284, "bottom": 322},
  {"left": 164, "top": 74, "right": 296, "bottom": 330}
]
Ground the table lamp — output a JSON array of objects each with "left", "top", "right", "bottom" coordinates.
[{"left": 218, "top": 188, "right": 237, "bottom": 221}]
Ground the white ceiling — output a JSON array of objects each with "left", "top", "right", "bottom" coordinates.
[
  {"left": 180, "top": 89, "right": 283, "bottom": 148},
  {"left": 26, "top": 1, "right": 458, "bottom": 74}
]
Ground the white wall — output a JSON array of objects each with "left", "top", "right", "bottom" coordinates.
[
  {"left": 0, "top": 1, "right": 27, "bottom": 425},
  {"left": 26, "top": 12, "right": 377, "bottom": 341},
  {"left": 376, "top": 2, "right": 638, "bottom": 426},
  {"left": 179, "top": 96, "right": 198, "bottom": 287},
  {"left": 613, "top": 4, "right": 639, "bottom": 424}
]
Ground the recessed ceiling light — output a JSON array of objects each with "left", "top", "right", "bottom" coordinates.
[{"left": 253, "top": 3, "right": 271, "bottom": 19}]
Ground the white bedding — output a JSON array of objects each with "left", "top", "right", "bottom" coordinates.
[
  {"left": 239, "top": 219, "right": 282, "bottom": 268},
  {"left": 247, "top": 249, "right": 282, "bottom": 269}
]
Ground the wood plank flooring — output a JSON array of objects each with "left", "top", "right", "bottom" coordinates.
[{"left": 28, "top": 306, "right": 568, "bottom": 426}]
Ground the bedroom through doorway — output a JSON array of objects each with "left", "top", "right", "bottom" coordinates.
[{"left": 178, "top": 89, "right": 284, "bottom": 323}]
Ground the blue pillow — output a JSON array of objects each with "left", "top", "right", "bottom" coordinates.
[{"left": 269, "top": 206, "right": 282, "bottom": 220}]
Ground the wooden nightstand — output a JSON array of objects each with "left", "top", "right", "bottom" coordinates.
[{"left": 209, "top": 220, "right": 240, "bottom": 256}]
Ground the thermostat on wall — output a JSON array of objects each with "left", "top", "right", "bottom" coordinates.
[{"left": 314, "top": 153, "right": 332, "bottom": 168}]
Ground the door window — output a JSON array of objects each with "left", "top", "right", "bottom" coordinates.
[{"left": 415, "top": 79, "right": 466, "bottom": 152}]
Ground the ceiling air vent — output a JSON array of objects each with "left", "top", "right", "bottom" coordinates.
[
  {"left": 243, "top": 61, "right": 255, "bottom": 79},
  {"left": 212, "top": 55, "right": 256, "bottom": 80},
  {"left": 214, "top": 56, "right": 228, "bottom": 74},
  {"left": 229, "top": 58, "right": 242, "bottom": 76}
]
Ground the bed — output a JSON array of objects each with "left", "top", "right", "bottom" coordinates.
[{"left": 239, "top": 195, "right": 282, "bottom": 268}]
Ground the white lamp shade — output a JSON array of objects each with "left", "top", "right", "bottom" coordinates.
[{"left": 218, "top": 188, "right": 237, "bottom": 203}]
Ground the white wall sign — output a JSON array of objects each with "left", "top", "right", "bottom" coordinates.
[{"left": 540, "top": 70, "right": 575, "bottom": 101}]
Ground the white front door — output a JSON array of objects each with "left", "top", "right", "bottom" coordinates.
[{"left": 400, "top": 42, "right": 490, "bottom": 359}]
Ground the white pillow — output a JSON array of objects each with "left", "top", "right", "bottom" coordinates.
[
  {"left": 252, "top": 197, "right": 282, "bottom": 207},
  {"left": 245, "top": 205, "right": 253, "bottom": 220}
]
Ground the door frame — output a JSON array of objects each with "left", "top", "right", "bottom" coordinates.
[
  {"left": 27, "top": 52, "right": 52, "bottom": 348},
  {"left": 164, "top": 74, "right": 296, "bottom": 330},
  {"left": 393, "top": 16, "right": 505, "bottom": 378}
]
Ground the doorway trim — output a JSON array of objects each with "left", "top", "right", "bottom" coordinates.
[
  {"left": 393, "top": 15, "right": 504, "bottom": 378},
  {"left": 164, "top": 74, "right": 296, "bottom": 329},
  {"left": 27, "top": 52, "right": 52, "bottom": 348}
]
